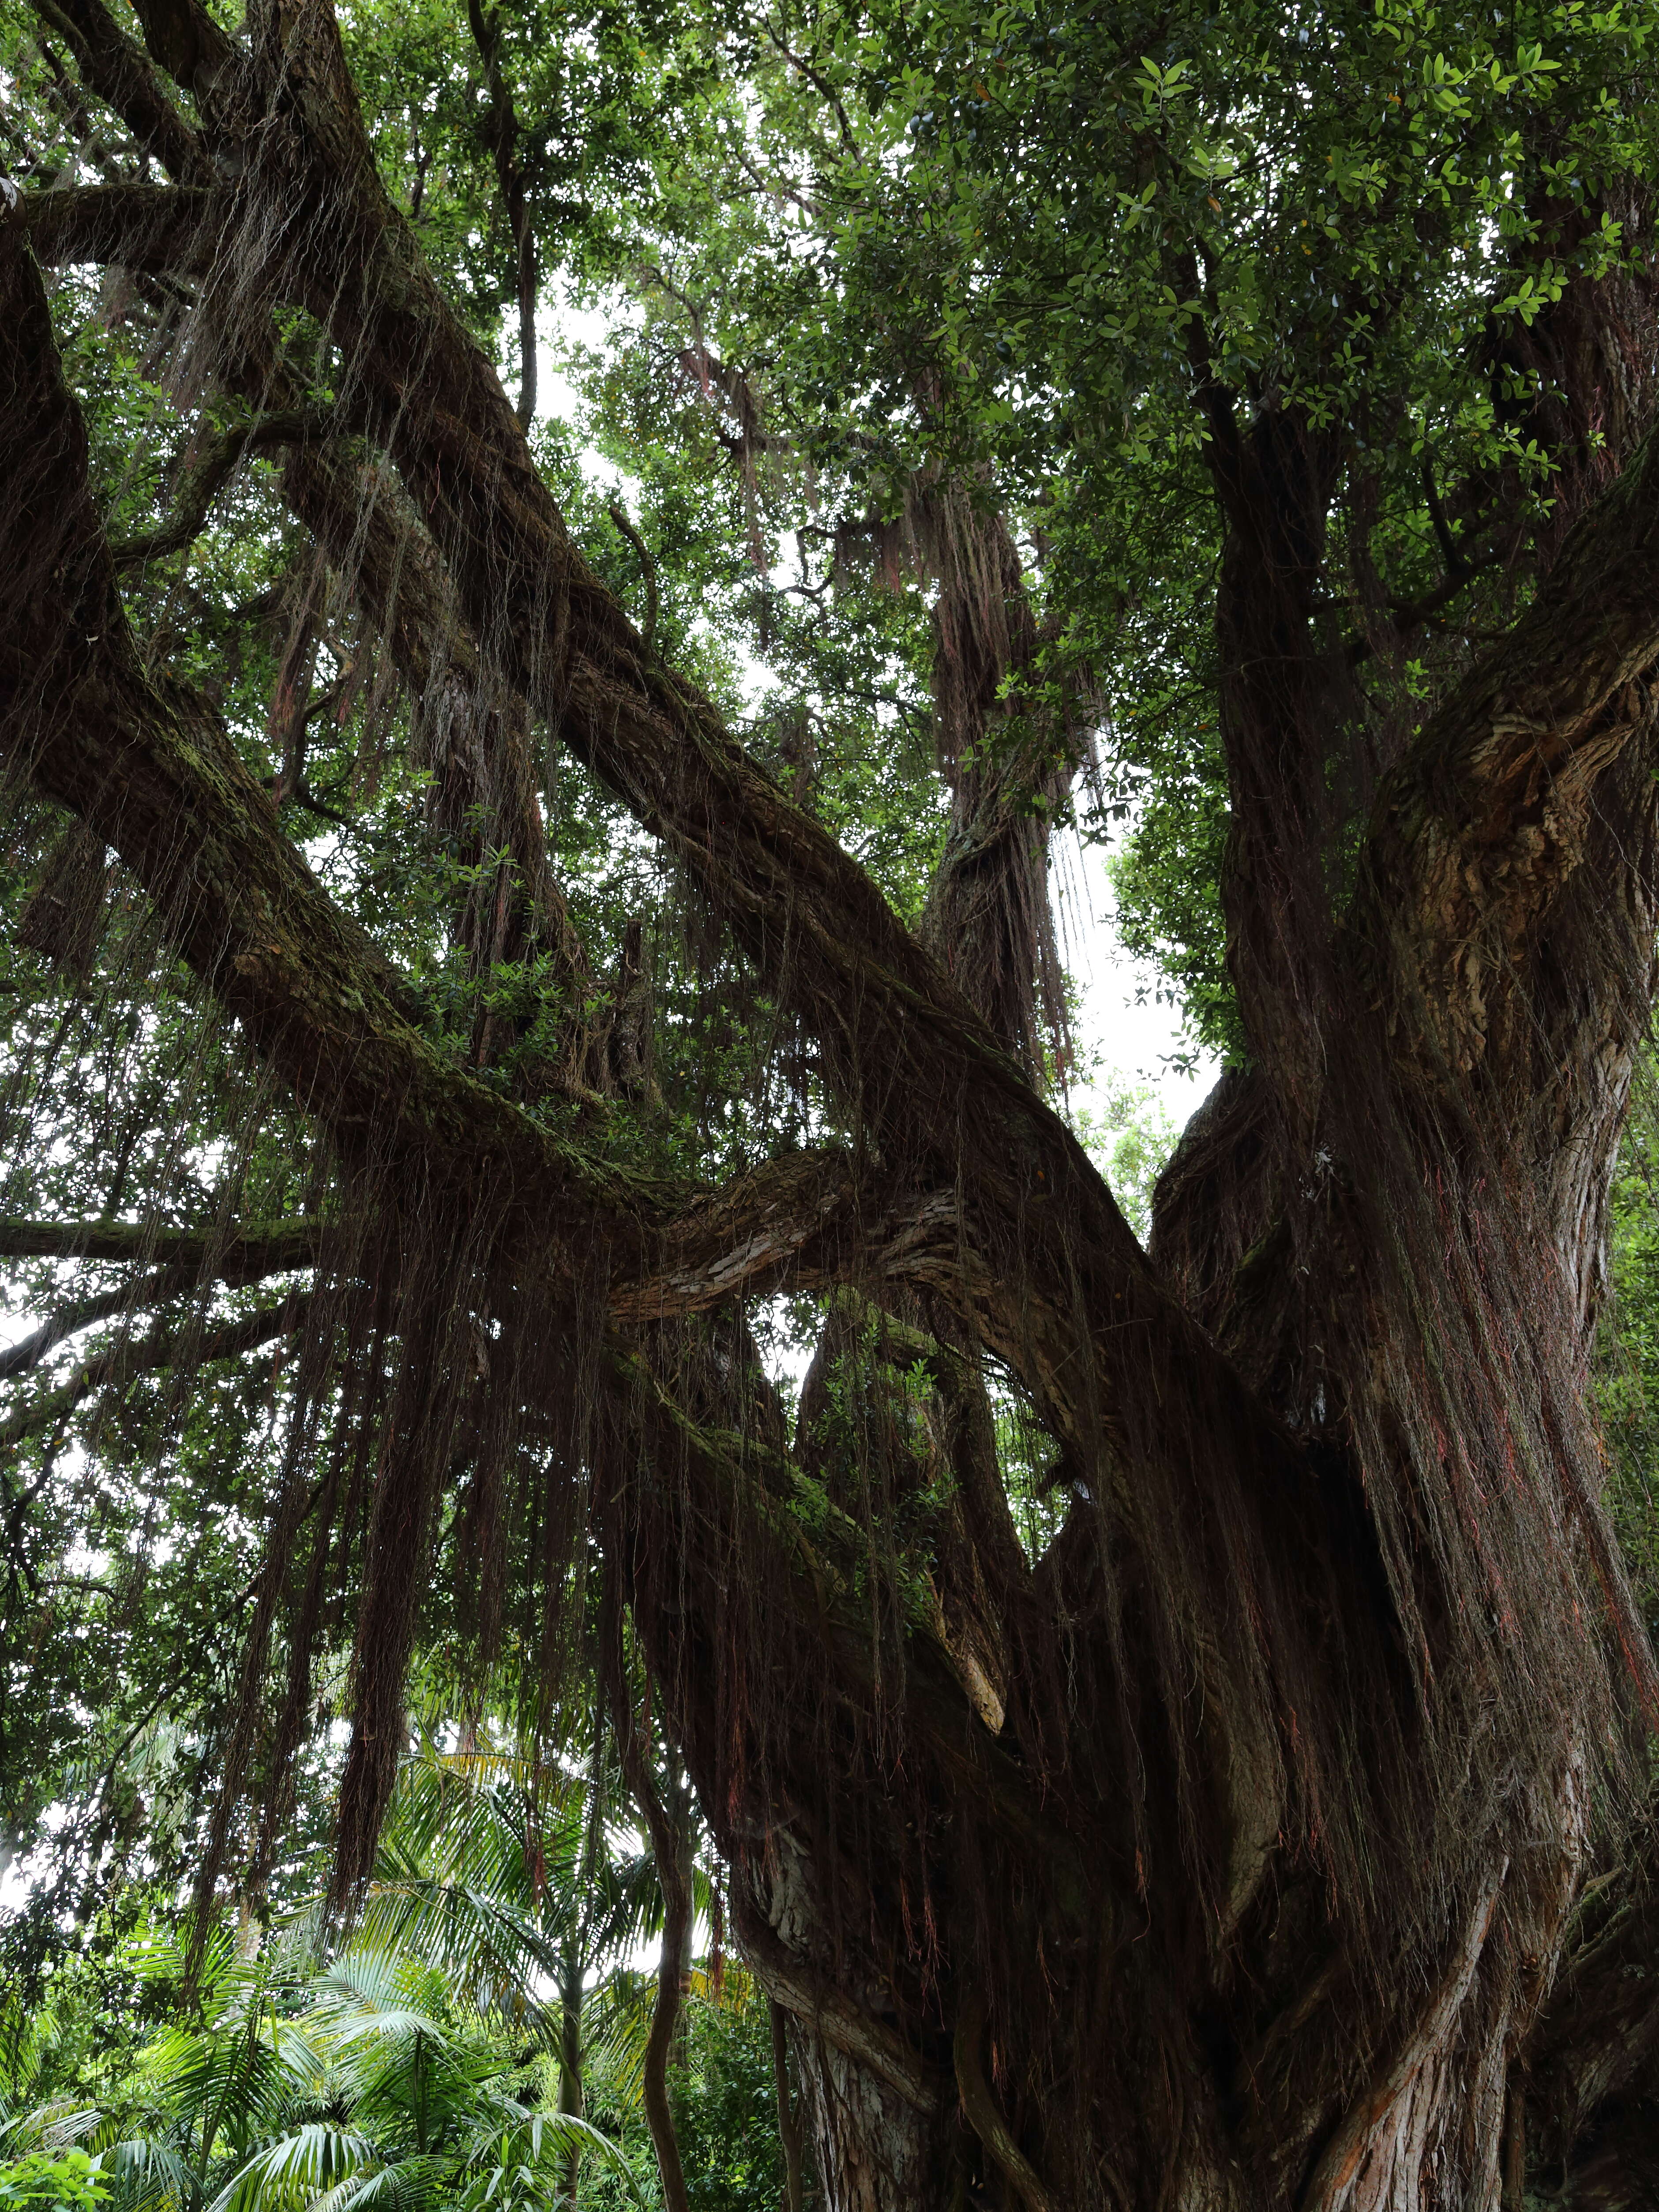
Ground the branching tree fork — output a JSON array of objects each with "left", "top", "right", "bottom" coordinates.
[{"left": 3, "top": 0, "right": 1659, "bottom": 2205}]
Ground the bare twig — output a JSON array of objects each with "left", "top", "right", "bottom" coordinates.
[{"left": 607, "top": 503, "right": 658, "bottom": 653}]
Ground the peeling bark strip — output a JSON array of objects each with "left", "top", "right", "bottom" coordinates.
[
  {"left": 1361, "top": 419, "right": 1659, "bottom": 1085},
  {"left": 1301, "top": 1864, "right": 1506, "bottom": 2212},
  {"left": 954, "top": 1988, "right": 1054, "bottom": 2212}
]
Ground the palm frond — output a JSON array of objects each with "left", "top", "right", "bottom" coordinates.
[
  {"left": 457, "top": 2114, "right": 652, "bottom": 2212},
  {"left": 348, "top": 1873, "right": 561, "bottom": 2030},
  {"left": 0, "top": 2098, "right": 101, "bottom": 2154},
  {"left": 573, "top": 1972, "right": 655, "bottom": 2113},
  {"left": 303, "top": 2156, "right": 444, "bottom": 2212},
  {"left": 205, "top": 2124, "right": 379, "bottom": 2212},
  {"left": 96, "top": 2133, "right": 204, "bottom": 2212}
]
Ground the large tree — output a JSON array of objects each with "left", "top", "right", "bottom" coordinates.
[{"left": 2, "top": 0, "right": 1659, "bottom": 2204}]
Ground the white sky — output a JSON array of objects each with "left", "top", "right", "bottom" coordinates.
[{"left": 1055, "top": 827, "right": 1219, "bottom": 1126}]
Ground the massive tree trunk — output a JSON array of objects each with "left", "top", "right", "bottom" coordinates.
[{"left": 4, "top": 0, "right": 1659, "bottom": 2204}]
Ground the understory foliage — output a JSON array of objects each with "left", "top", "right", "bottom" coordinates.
[
  {"left": 2, "top": 0, "right": 1659, "bottom": 2203},
  {"left": 0, "top": 1734, "right": 788, "bottom": 2210}
]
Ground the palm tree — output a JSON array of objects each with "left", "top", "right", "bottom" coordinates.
[
  {"left": 3, "top": 1708, "right": 727, "bottom": 2212},
  {"left": 200, "top": 1944, "right": 649, "bottom": 2212},
  {"left": 339, "top": 1720, "right": 666, "bottom": 2203},
  {"left": 0, "top": 1919, "right": 647, "bottom": 2212}
]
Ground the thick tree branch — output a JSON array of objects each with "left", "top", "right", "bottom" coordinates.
[
  {"left": 0, "top": 1284, "right": 156, "bottom": 1380},
  {"left": 0, "top": 205, "right": 664, "bottom": 1271},
  {"left": 22, "top": 180, "right": 221, "bottom": 272},
  {"left": 19, "top": 131, "right": 1302, "bottom": 1640},
  {"left": 0, "top": 1246, "right": 323, "bottom": 1378},
  {"left": 0, "top": 1215, "right": 330, "bottom": 1274},
  {"left": 124, "top": 0, "right": 236, "bottom": 108},
  {"left": 1356, "top": 417, "right": 1659, "bottom": 1085},
  {"left": 0, "top": 218, "right": 1046, "bottom": 1357},
  {"left": 606, "top": 1337, "right": 1099, "bottom": 1910},
  {"left": 202, "top": 0, "right": 1320, "bottom": 1543}
]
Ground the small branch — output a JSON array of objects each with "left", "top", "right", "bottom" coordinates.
[
  {"left": 607, "top": 503, "right": 658, "bottom": 653},
  {"left": 285, "top": 777, "right": 353, "bottom": 828},
  {"left": 1344, "top": 566, "right": 1475, "bottom": 667},
  {"left": 0, "top": 1221, "right": 354, "bottom": 1378},
  {"left": 33, "top": 32, "right": 128, "bottom": 185},
  {"left": 110, "top": 409, "right": 329, "bottom": 569},
  {"left": 0, "top": 1292, "right": 310, "bottom": 1452},
  {"left": 1177, "top": 250, "right": 1246, "bottom": 516},
  {"left": 1343, "top": 524, "right": 1518, "bottom": 667},
  {"left": 730, "top": 140, "right": 822, "bottom": 223},
  {"left": 24, "top": 0, "right": 206, "bottom": 184},
  {"left": 762, "top": 26, "right": 860, "bottom": 160},
  {"left": 634, "top": 260, "right": 703, "bottom": 338},
  {"left": 466, "top": 0, "right": 536, "bottom": 428},
  {"left": 267, "top": 560, "right": 324, "bottom": 798},
  {"left": 730, "top": 1893, "right": 944, "bottom": 2116},
  {"left": 0, "top": 1268, "right": 185, "bottom": 1378},
  {"left": 1421, "top": 449, "right": 1469, "bottom": 581},
  {"left": 513, "top": 219, "right": 536, "bottom": 431}
]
